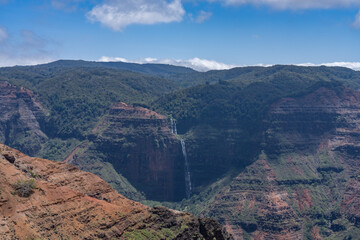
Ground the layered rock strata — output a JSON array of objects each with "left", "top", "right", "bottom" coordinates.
[
  {"left": 0, "top": 81, "right": 47, "bottom": 155},
  {"left": 0, "top": 143, "right": 232, "bottom": 240},
  {"left": 205, "top": 87, "right": 360, "bottom": 239}
]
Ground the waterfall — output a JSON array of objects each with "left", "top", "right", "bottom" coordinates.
[
  {"left": 173, "top": 120, "right": 177, "bottom": 135},
  {"left": 181, "top": 139, "right": 192, "bottom": 199},
  {"left": 170, "top": 118, "right": 177, "bottom": 135},
  {"left": 170, "top": 119, "right": 174, "bottom": 134},
  {"left": 170, "top": 117, "right": 191, "bottom": 198}
]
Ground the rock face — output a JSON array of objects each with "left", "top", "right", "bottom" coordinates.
[
  {"left": 0, "top": 81, "right": 47, "bottom": 156},
  {"left": 0, "top": 143, "right": 232, "bottom": 240},
  {"left": 207, "top": 159, "right": 303, "bottom": 240},
  {"left": 70, "top": 103, "right": 186, "bottom": 201},
  {"left": 203, "top": 87, "right": 360, "bottom": 239}
]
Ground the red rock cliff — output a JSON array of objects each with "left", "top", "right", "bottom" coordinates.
[{"left": 0, "top": 143, "right": 232, "bottom": 240}]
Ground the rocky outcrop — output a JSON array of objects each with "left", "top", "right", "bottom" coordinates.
[
  {"left": 71, "top": 103, "right": 186, "bottom": 201},
  {"left": 0, "top": 143, "right": 232, "bottom": 240},
  {"left": 0, "top": 81, "right": 47, "bottom": 156}
]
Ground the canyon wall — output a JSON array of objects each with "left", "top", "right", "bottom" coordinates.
[
  {"left": 203, "top": 87, "right": 360, "bottom": 239},
  {"left": 69, "top": 103, "right": 186, "bottom": 201},
  {"left": 0, "top": 81, "right": 47, "bottom": 156}
]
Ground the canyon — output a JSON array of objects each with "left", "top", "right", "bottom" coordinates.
[{"left": 1, "top": 62, "right": 360, "bottom": 239}]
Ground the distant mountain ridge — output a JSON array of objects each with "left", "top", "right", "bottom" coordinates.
[{"left": 33, "top": 59, "right": 197, "bottom": 78}]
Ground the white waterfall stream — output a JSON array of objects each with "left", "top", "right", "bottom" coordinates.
[
  {"left": 170, "top": 118, "right": 177, "bottom": 135},
  {"left": 170, "top": 118, "right": 192, "bottom": 199},
  {"left": 180, "top": 139, "right": 192, "bottom": 199}
]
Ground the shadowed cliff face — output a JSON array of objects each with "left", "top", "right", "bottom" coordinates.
[
  {"left": 0, "top": 81, "right": 47, "bottom": 156},
  {"left": 203, "top": 87, "right": 360, "bottom": 239},
  {"left": 69, "top": 103, "right": 186, "bottom": 201},
  {"left": 0, "top": 143, "right": 232, "bottom": 240},
  {"left": 184, "top": 121, "right": 261, "bottom": 193}
]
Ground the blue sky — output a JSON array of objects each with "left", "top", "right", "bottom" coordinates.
[{"left": 0, "top": 0, "right": 359, "bottom": 71}]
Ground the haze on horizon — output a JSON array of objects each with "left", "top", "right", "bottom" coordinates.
[{"left": 0, "top": 0, "right": 359, "bottom": 71}]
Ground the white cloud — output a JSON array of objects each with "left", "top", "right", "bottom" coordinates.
[
  {"left": 353, "top": 10, "right": 360, "bottom": 28},
  {"left": 0, "top": 26, "right": 8, "bottom": 42},
  {"left": 99, "top": 56, "right": 360, "bottom": 72},
  {"left": 184, "top": 57, "right": 237, "bottom": 71},
  {"left": 216, "top": 0, "right": 360, "bottom": 9},
  {"left": 86, "top": 0, "right": 360, "bottom": 30},
  {"left": 99, "top": 56, "right": 128, "bottom": 62},
  {"left": 87, "top": 0, "right": 185, "bottom": 31},
  {"left": 196, "top": 10, "right": 213, "bottom": 23},
  {"left": 99, "top": 56, "right": 238, "bottom": 71}
]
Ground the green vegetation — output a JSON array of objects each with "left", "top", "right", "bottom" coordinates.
[
  {"left": 154, "top": 68, "right": 352, "bottom": 134},
  {"left": 12, "top": 179, "right": 36, "bottom": 197},
  {"left": 35, "top": 138, "right": 81, "bottom": 161},
  {"left": 168, "top": 64, "right": 360, "bottom": 88},
  {"left": 39, "top": 59, "right": 196, "bottom": 79},
  {"left": 0, "top": 66, "right": 178, "bottom": 139}
]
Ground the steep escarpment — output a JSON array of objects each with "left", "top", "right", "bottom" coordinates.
[
  {"left": 201, "top": 86, "right": 360, "bottom": 239},
  {"left": 68, "top": 103, "right": 186, "bottom": 201},
  {"left": 0, "top": 81, "right": 47, "bottom": 156},
  {"left": 0, "top": 143, "right": 232, "bottom": 240}
]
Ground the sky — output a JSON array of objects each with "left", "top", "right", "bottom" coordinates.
[{"left": 0, "top": 0, "right": 359, "bottom": 71}]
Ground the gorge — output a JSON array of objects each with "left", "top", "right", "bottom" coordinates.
[{"left": 1, "top": 61, "right": 360, "bottom": 239}]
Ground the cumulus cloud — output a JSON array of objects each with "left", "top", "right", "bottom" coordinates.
[
  {"left": 0, "top": 30, "right": 56, "bottom": 67},
  {"left": 87, "top": 0, "right": 185, "bottom": 31},
  {"left": 99, "top": 56, "right": 238, "bottom": 71},
  {"left": 353, "top": 10, "right": 360, "bottom": 28},
  {"left": 216, "top": 0, "right": 360, "bottom": 9},
  {"left": 99, "top": 56, "right": 128, "bottom": 62},
  {"left": 185, "top": 57, "right": 237, "bottom": 71}
]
